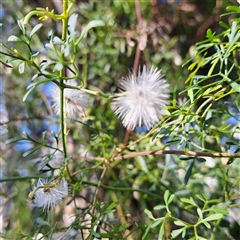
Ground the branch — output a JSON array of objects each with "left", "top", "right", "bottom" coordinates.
[{"left": 76, "top": 150, "right": 240, "bottom": 162}]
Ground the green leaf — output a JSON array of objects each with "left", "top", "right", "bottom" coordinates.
[
  {"left": 8, "top": 35, "right": 23, "bottom": 42},
  {"left": 219, "top": 21, "right": 230, "bottom": 29},
  {"left": 5, "top": 137, "right": 29, "bottom": 144},
  {"left": 18, "top": 62, "right": 25, "bottom": 74},
  {"left": 76, "top": 20, "right": 105, "bottom": 45},
  {"left": 152, "top": 131, "right": 160, "bottom": 141},
  {"left": 180, "top": 156, "right": 195, "bottom": 161},
  {"left": 17, "top": 20, "right": 26, "bottom": 35},
  {"left": 170, "top": 228, "right": 184, "bottom": 238},
  {"left": 214, "top": 45, "right": 223, "bottom": 60},
  {"left": 151, "top": 219, "right": 163, "bottom": 228},
  {"left": 137, "top": 156, "right": 149, "bottom": 173},
  {"left": 23, "top": 85, "right": 35, "bottom": 102},
  {"left": 160, "top": 108, "right": 171, "bottom": 116},
  {"left": 180, "top": 197, "right": 197, "bottom": 207},
  {"left": 206, "top": 29, "right": 214, "bottom": 41},
  {"left": 144, "top": 209, "right": 155, "bottom": 220},
  {"left": 31, "top": 51, "right": 40, "bottom": 57},
  {"left": 188, "top": 88, "right": 194, "bottom": 103},
  {"left": 164, "top": 190, "right": 170, "bottom": 205},
  {"left": 158, "top": 223, "right": 165, "bottom": 240},
  {"left": 154, "top": 205, "right": 166, "bottom": 210},
  {"left": 227, "top": 158, "right": 236, "bottom": 165},
  {"left": 22, "top": 146, "right": 42, "bottom": 157},
  {"left": 31, "top": 74, "right": 39, "bottom": 81},
  {"left": 197, "top": 208, "right": 203, "bottom": 220},
  {"left": 202, "top": 213, "right": 223, "bottom": 222},
  {"left": 53, "top": 62, "right": 63, "bottom": 71},
  {"left": 174, "top": 220, "right": 185, "bottom": 227},
  {"left": 36, "top": 217, "right": 51, "bottom": 227},
  {"left": 53, "top": 36, "right": 63, "bottom": 44},
  {"left": 68, "top": 13, "right": 78, "bottom": 40},
  {"left": 202, "top": 221, "right": 211, "bottom": 229},
  {"left": 227, "top": 5, "right": 240, "bottom": 13},
  {"left": 168, "top": 194, "right": 175, "bottom": 205},
  {"left": 142, "top": 221, "right": 154, "bottom": 239},
  {"left": 105, "top": 201, "right": 118, "bottom": 211},
  {"left": 211, "top": 207, "right": 228, "bottom": 215},
  {"left": 196, "top": 194, "right": 206, "bottom": 203},
  {"left": 230, "top": 82, "right": 240, "bottom": 92},
  {"left": 184, "top": 159, "right": 195, "bottom": 184},
  {"left": 196, "top": 157, "right": 206, "bottom": 163},
  {"left": 118, "top": 222, "right": 129, "bottom": 232},
  {"left": 30, "top": 23, "right": 43, "bottom": 38},
  {"left": 234, "top": 95, "right": 240, "bottom": 111}
]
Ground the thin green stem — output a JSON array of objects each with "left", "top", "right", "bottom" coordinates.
[
  {"left": 82, "top": 180, "right": 162, "bottom": 199},
  {"left": 193, "top": 225, "right": 199, "bottom": 239},
  {"left": 59, "top": 0, "right": 73, "bottom": 180},
  {"left": 210, "top": 218, "right": 222, "bottom": 240}
]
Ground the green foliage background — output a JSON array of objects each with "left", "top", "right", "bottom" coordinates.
[{"left": 0, "top": 0, "right": 240, "bottom": 239}]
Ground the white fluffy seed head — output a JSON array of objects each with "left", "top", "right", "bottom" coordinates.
[
  {"left": 33, "top": 178, "right": 68, "bottom": 211},
  {"left": 51, "top": 81, "right": 88, "bottom": 119},
  {"left": 114, "top": 65, "right": 170, "bottom": 130}
]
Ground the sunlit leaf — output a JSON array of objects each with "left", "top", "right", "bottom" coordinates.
[
  {"left": 202, "top": 221, "right": 212, "bottom": 229},
  {"left": 174, "top": 220, "right": 185, "bottom": 226},
  {"left": 144, "top": 209, "right": 155, "bottom": 220},
  {"left": 151, "top": 219, "right": 162, "bottom": 228},
  {"left": 18, "top": 62, "right": 25, "bottom": 74},
  {"left": 180, "top": 197, "right": 197, "bottom": 207},
  {"left": 170, "top": 228, "right": 184, "bottom": 238},
  {"left": 164, "top": 190, "right": 170, "bottom": 205},
  {"left": 8, "top": 35, "right": 23, "bottom": 42},
  {"left": 154, "top": 205, "right": 166, "bottom": 210},
  {"left": 68, "top": 13, "right": 78, "bottom": 40},
  {"left": 158, "top": 223, "right": 165, "bottom": 240},
  {"left": 76, "top": 20, "right": 105, "bottom": 45},
  {"left": 17, "top": 20, "right": 26, "bottom": 35},
  {"left": 196, "top": 194, "right": 206, "bottom": 202},
  {"left": 53, "top": 36, "right": 63, "bottom": 44},
  {"left": 197, "top": 208, "right": 203, "bottom": 220},
  {"left": 202, "top": 213, "right": 223, "bottom": 222},
  {"left": 53, "top": 62, "right": 63, "bottom": 71},
  {"left": 30, "top": 23, "right": 43, "bottom": 38},
  {"left": 23, "top": 85, "right": 35, "bottom": 102},
  {"left": 230, "top": 82, "right": 240, "bottom": 92}
]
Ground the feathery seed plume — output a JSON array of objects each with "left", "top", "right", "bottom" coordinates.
[
  {"left": 114, "top": 65, "right": 170, "bottom": 130},
  {"left": 51, "top": 81, "right": 88, "bottom": 119},
  {"left": 32, "top": 177, "right": 68, "bottom": 210}
]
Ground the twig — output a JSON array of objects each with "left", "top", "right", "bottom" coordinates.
[{"left": 76, "top": 150, "right": 240, "bottom": 162}]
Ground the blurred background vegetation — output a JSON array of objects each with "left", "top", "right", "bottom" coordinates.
[{"left": 1, "top": 0, "right": 239, "bottom": 239}]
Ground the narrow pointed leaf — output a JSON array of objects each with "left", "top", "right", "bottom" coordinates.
[
  {"left": 8, "top": 35, "right": 23, "bottom": 42},
  {"left": 18, "top": 62, "right": 25, "bottom": 74},
  {"left": 76, "top": 20, "right": 105, "bottom": 45},
  {"left": 30, "top": 23, "right": 43, "bottom": 38},
  {"left": 184, "top": 159, "right": 195, "bottom": 184}
]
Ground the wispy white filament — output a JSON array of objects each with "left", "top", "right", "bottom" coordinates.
[
  {"left": 51, "top": 81, "right": 88, "bottom": 119},
  {"left": 33, "top": 178, "right": 68, "bottom": 210},
  {"left": 114, "top": 65, "right": 170, "bottom": 130}
]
